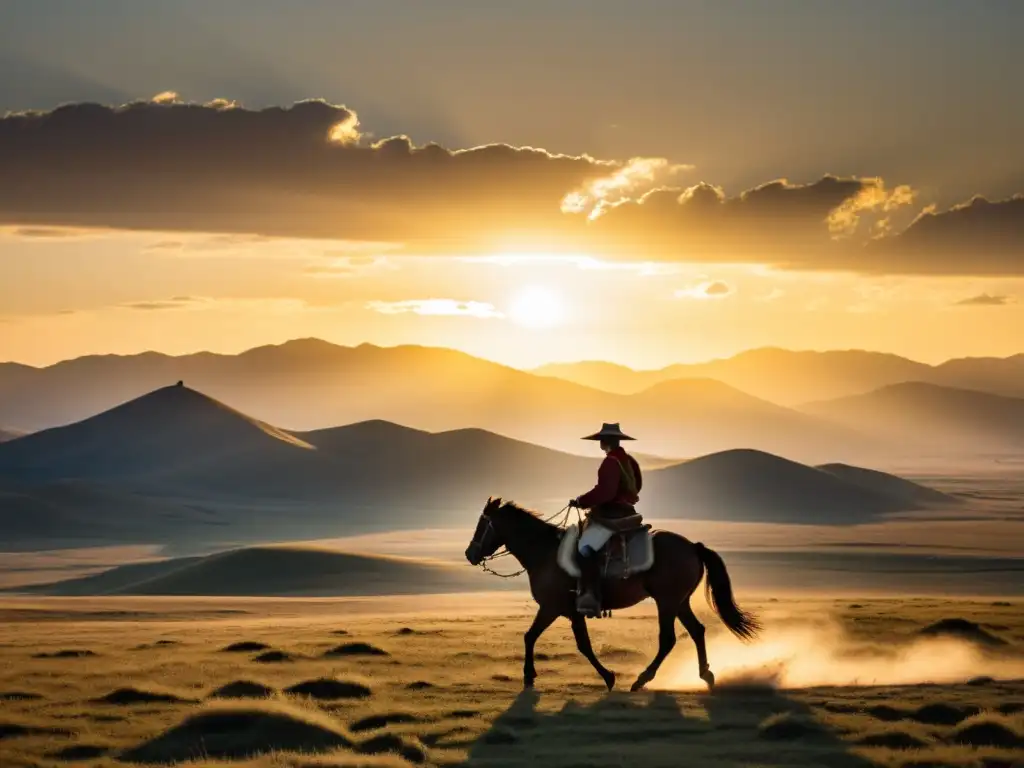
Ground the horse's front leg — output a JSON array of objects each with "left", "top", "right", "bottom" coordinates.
[
  {"left": 571, "top": 614, "right": 616, "bottom": 691},
  {"left": 523, "top": 605, "right": 559, "bottom": 689}
]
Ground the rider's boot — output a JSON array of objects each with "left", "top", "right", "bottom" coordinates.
[{"left": 575, "top": 549, "right": 602, "bottom": 617}]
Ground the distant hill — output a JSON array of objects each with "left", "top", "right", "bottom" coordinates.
[
  {"left": 536, "top": 348, "right": 933, "bottom": 404},
  {"left": 0, "top": 386, "right": 598, "bottom": 542},
  {"left": 0, "top": 340, "right": 874, "bottom": 461},
  {"left": 641, "top": 449, "right": 945, "bottom": 525},
  {"left": 0, "top": 385, "right": 948, "bottom": 547},
  {"left": 0, "top": 478, "right": 214, "bottom": 549},
  {"left": 802, "top": 382, "right": 1024, "bottom": 455},
  {"left": 536, "top": 348, "right": 1024, "bottom": 405},
  {"left": 815, "top": 463, "right": 958, "bottom": 507},
  {"left": 12, "top": 545, "right": 501, "bottom": 597},
  {"left": 0, "top": 383, "right": 313, "bottom": 484}
]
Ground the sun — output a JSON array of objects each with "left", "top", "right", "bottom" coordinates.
[{"left": 507, "top": 285, "right": 567, "bottom": 329}]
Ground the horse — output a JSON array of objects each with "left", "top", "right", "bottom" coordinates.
[{"left": 465, "top": 496, "right": 761, "bottom": 692}]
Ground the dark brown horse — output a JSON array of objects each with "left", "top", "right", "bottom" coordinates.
[{"left": 465, "top": 497, "right": 761, "bottom": 692}]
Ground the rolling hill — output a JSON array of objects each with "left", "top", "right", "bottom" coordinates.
[
  {"left": 11, "top": 545, "right": 502, "bottom": 597},
  {"left": 801, "top": 382, "right": 1024, "bottom": 455},
  {"left": 641, "top": 449, "right": 947, "bottom": 525},
  {"left": 815, "top": 463, "right": 957, "bottom": 507},
  {"left": 0, "top": 385, "right": 954, "bottom": 547},
  {"left": 0, "top": 340, "right": 874, "bottom": 461}
]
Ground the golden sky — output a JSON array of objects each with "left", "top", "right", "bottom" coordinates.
[{"left": 1, "top": 3, "right": 1023, "bottom": 370}]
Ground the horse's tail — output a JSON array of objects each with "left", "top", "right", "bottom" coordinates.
[{"left": 695, "top": 542, "right": 761, "bottom": 642}]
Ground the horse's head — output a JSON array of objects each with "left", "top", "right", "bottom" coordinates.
[{"left": 465, "top": 496, "right": 505, "bottom": 565}]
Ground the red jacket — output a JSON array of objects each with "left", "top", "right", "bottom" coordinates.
[{"left": 577, "top": 447, "right": 642, "bottom": 509}]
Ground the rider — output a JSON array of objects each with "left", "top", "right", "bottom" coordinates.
[{"left": 570, "top": 422, "right": 642, "bottom": 616}]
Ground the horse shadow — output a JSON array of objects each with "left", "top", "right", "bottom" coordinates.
[{"left": 454, "top": 685, "right": 876, "bottom": 768}]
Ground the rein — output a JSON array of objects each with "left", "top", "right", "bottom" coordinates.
[{"left": 476, "top": 503, "right": 575, "bottom": 579}]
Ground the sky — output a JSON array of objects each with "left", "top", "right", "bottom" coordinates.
[{"left": 2, "top": 0, "right": 1023, "bottom": 370}]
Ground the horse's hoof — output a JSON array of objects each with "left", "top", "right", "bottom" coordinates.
[
  {"left": 700, "top": 668, "right": 715, "bottom": 690},
  {"left": 523, "top": 678, "right": 535, "bottom": 690},
  {"left": 630, "top": 673, "right": 651, "bottom": 692},
  {"left": 603, "top": 671, "right": 616, "bottom": 691}
]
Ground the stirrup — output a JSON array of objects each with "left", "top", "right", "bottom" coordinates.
[{"left": 576, "top": 592, "right": 601, "bottom": 617}]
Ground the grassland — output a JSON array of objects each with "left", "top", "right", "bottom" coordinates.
[{"left": 0, "top": 594, "right": 1020, "bottom": 767}]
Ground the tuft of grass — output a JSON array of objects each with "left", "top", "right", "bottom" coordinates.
[
  {"left": 209, "top": 680, "right": 276, "bottom": 699},
  {"left": 285, "top": 678, "right": 373, "bottom": 701},
  {"left": 949, "top": 713, "right": 1023, "bottom": 748},
  {"left": 92, "top": 686, "right": 192, "bottom": 705},
  {"left": 119, "top": 700, "right": 355, "bottom": 764},
  {"left": 323, "top": 643, "right": 390, "bottom": 658},
  {"left": 221, "top": 641, "right": 272, "bottom": 653},
  {"left": 758, "top": 711, "right": 825, "bottom": 741}
]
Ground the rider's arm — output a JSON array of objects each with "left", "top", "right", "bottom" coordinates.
[
  {"left": 576, "top": 456, "right": 618, "bottom": 509},
  {"left": 632, "top": 457, "right": 643, "bottom": 492}
]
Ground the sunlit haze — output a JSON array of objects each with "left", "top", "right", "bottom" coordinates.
[{"left": 1, "top": 1, "right": 1023, "bottom": 370}]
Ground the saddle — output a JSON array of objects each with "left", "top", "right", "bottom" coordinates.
[{"left": 557, "top": 522, "right": 655, "bottom": 582}]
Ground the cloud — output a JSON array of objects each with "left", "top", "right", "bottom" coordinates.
[
  {"left": 864, "top": 195, "right": 1024, "bottom": 275},
  {"left": 366, "top": 299, "right": 504, "bottom": 319},
  {"left": 0, "top": 225, "right": 120, "bottom": 240},
  {"left": 1, "top": 95, "right": 1023, "bottom": 275},
  {"left": 305, "top": 254, "right": 398, "bottom": 279},
  {"left": 954, "top": 293, "right": 1013, "bottom": 306},
  {"left": 675, "top": 279, "right": 733, "bottom": 299},
  {"left": 0, "top": 96, "right": 620, "bottom": 248},
  {"left": 121, "top": 296, "right": 205, "bottom": 311}
]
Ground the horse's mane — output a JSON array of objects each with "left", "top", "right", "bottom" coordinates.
[{"left": 495, "top": 500, "right": 563, "bottom": 540}]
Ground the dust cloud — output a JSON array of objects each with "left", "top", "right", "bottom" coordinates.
[{"left": 655, "top": 615, "right": 1024, "bottom": 691}]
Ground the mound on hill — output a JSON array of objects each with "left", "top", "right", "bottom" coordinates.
[
  {"left": 18, "top": 546, "right": 499, "bottom": 597},
  {"left": 642, "top": 449, "right": 941, "bottom": 524}
]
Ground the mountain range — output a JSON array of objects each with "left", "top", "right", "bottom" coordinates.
[
  {"left": 534, "top": 348, "right": 1024, "bottom": 404},
  {"left": 0, "top": 383, "right": 958, "bottom": 550},
  {"left": 3, "top": 339, "right": 1024, "bottom": 463}
]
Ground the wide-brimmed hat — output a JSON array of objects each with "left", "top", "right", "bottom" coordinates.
[{"left": 581, "top": 422, "right": 635, "bottom": 441}]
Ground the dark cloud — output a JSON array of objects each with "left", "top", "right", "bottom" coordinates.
[
  {"left": 864, "top": 196, "right": 1024, "bottom": 276},
  {"left": 1, "top": 95, "right": 1023, "bottom": 275},
  {"left": 954, "top": 293, "right": 1013, "bottom": 306},
  {"left": 0, "top": 96, "right": 617, "bottom": 248}
]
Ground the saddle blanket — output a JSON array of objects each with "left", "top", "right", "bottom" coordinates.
[{"left": 557, "top": 523, "right": 655, "bottom": 580}]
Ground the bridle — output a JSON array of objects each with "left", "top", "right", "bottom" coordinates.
[{"left": 468, "top": 503, "right": 575, "bottom": 579}]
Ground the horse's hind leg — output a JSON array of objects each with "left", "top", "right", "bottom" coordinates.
[
  {"left": 630, "top": 600, "right": 677, "bottom": 692},
  {"left": 679, "top": 599, "right": 714, "bottom": 690},
  {"left": 570, "top": 614, "right": 616, "bottom": 691}
]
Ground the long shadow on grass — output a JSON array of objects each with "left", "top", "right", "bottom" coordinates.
[{"left": 457, "top": 687, "right": 876, "bottom": 767}]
